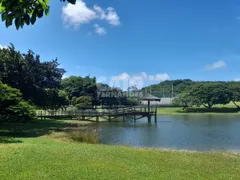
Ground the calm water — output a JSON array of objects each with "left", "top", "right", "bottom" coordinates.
[{"left": 94, "top": 115, "right": 240, "bottom": 152}]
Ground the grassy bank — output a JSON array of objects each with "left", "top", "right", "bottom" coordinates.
[
  {"left": 0, "top": 119, "right": 240, "bottom": 179},
  {"left": 0, "top": 137, "right": 240, "bottom": 180},
  {"left": 157, "top": 103, "right": 240, "bottom": 115}
]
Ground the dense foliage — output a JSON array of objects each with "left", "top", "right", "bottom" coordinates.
[
  {"left": 172, "top": 82, "right": 239, "bottom": 108},
  {"left": 61, "top": 76, "right": 97, "bottom": 100},
  {"left": 0, "top": 0, "right": 76, "bottom": 29},
  {"left": 0, "top": 44, "right": 65, "bottom": 121},
  {"left": 0, "top": 81, "right": 35, "bottom": 122},
  {"left": 145, "top": 79, "right": 240, "bottom": 109},
  {"left": 73, "top": 96, "right": 92, "bottom": 109},
  {"left": 0, "top": 44, "right": 65, "bottom": 109}
]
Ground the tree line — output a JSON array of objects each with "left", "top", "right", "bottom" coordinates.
[
  {"left": 145, "top": 79, "right": 240, "bottom": 109},
  {"left": 2, "top": 44, "right": 240, "bottom": 122},
  {"left": 173, "top": 82, "right": 240, "bottom": 109},
  {"left": 0, "top": 44, "right": 139, "bottom": 122}
]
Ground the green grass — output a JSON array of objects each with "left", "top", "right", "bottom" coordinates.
[
  {"left": 0, "top": 137, "right": 240, "bottom": 180},
  {"left": 0, "top": 120, "right": 240, "bottom": 179},
  {"left": 157, "top": 103, "right": 240, "bottom": 115}
]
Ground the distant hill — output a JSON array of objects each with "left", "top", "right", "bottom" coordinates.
[
  {"left": 142, "top": 79, "right": 240, "bottom": 98},
  {"left": 142, "top": 79, "right": 194, "bottom": 98}
]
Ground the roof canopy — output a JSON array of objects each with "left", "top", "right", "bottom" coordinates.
[{"left": 138, "top": 94, "right": 161, "bottom": 101}]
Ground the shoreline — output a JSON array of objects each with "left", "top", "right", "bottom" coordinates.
[{"left": 156, "top": 107, "right": 240, "bottom": 115}]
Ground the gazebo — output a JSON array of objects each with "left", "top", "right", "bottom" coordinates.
[{"left": 138, "top": 94, "right": 161, "bottom": 114}]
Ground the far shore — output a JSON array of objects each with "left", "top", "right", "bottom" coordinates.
[{"left": 157, "top": 107, "right": 240, "bottom": 115}]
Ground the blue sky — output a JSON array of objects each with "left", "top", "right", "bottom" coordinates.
[{"left": 1, "top": 0, "right": 240, "bottom": 89}]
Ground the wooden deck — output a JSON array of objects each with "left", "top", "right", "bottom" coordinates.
[{"left": 36, "top": 106, "right": 158, "bottom": 122}]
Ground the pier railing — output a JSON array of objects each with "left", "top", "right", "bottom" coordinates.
[{"left": 36, "top": 106, "right": 157, "bottom": 118}]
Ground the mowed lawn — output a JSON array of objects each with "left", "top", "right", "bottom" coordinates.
[
  {"left": 157, "top": 102, "right": 240, "bottom": 115},
  {"left": 0, "top": 137, "right": 240, "bottom": 180}
]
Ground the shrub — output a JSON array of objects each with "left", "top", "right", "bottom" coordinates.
[
  {"left": 68, "top": 131, "right": 98, "bottom": 144},
  {"left": 0, "top": 81, "right": 35, "bottom": 122},
  {"left": 48, "top": 130, "right": 98, "bottom": 144}
]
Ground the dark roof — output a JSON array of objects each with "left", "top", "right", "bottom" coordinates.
[{"left": 138, "top": 94, "right": 161, "bottom": 101}]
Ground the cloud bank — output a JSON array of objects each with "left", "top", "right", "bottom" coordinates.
[
  {"left": 62, "top": 0, "right": 120, "bottom": 35},
  {"left": 107, "top": 72, "right": 170, "bottom": 90}
]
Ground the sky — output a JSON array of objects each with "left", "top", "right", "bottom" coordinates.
[{"left": 1, "top": 0, "right": 240, "bottom": 89}]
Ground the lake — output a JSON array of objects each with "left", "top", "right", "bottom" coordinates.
[{"left": 94, "top": 115, "right": 240, "bottom": 152}]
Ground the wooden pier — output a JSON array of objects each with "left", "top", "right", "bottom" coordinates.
[{"left": 36, "top": 106, "right": 158, "bottom": 123}]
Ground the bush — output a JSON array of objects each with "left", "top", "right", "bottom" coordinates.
[
  {"left": 0, "top": 81, "right": 35, "bottom": 122},
  {"left": 49, "top": 131, "right": 98, "bottom": 144},
  {"left": 69, "top": 131, "right": 98, "bottom": 144},
  {"left": 74, "top": 96, "right": 92, "bottom": 109}
]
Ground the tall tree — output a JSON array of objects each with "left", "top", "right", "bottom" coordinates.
[
  {"left": 61, "top": 76, "right": 97, "bottom": 100},
  {"left": 0, "top": 44, "right": 65, "bottom": 107}
]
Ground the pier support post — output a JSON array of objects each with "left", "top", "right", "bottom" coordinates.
[
  {"left": 148, "top": 115, "right": 151, "bottom": 123},
  {"left": 154, "top": 114, "right": 157, "bottom": 123},
  {"left": 96, "top": 116, "right": 99, "bottom": 122}
]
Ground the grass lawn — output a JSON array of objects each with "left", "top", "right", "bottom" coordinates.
[
  {"left": 0, "top": 119, "right": 240, "bottom": 180},
  {"left": 157, "top": 103, "right": 240, "bottom": 115},
  {"left": 0, "top": 137, "right": 240, "bottom": 180}
]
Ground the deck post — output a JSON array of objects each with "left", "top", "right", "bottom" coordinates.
[
  {"left": 154, "top": 113, "right": 157, "bottom": 123},
  {"left": 148, "top": 115, "right": 151, "bottom": 123},
  {"left": 96, "top": 116, "right": 99, "bottom": 122},
  {"left": 148, "top": 101, "right": 150, "bottom": 113}
]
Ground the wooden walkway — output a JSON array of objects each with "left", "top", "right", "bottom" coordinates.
[{"left": 36, "top": 106, "right": 158, "bottom": 123}]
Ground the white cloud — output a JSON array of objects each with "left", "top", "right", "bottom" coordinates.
[
  {"left": 94, "top": 24, "right": 106, "bottom": 35},
  {"left": 154, "top": 73, "right": 170, "bottom": 81},
  {"left": 205, "top": 60, "right": 226, "bottom": 70},
  {"left": 109, "top": 72, "right": 170, "bottom": 90},
  {"left": 62, "top": 0, "right": 120, "bottom": 29},
  {"left": 62, "top": 0, "right": 97, "bottom": 28},
  {"left": 105, "top": 7, "right": 120, "bottom": 26},
  {"left": 0, "top": 44, "right": 7, "bottom": 49}
]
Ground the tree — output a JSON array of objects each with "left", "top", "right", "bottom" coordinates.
[
  {"left": 173, "top": 90, "right": 198, "bottom": 109},
  {"left": 41, "top": 89, "right": 69, "bottom": 110},
  {"left": 74, "top": 96, "right": 92, "bottom": 109},
  {"left": 189, "top": 83, "right": 232, "bottom": 108},
  {"left": 0, "top": 0, "right": 76, "bottom": 29},
  {"left": 0, "top": 81, "right": 35, "bottom": 122},
  {"left": 0, "top": 44, "right": 65, "bottom": 107},
  {"left": 228, "top": 82, "right": 240, "bottom": 108},
  {"left": 124, "top": 98, "right": 140, "bottom": 106},
  {"left": 61, "top": 76, "right": 97, "bottom": 101}
]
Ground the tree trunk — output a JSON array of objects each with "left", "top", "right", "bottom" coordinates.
[
  {"left": 207, "top": 103, "right": 212, "bottom": 109},
  {"left": 232, "top": 101, "right": 240, "bottom": 109},
  {"left": 202, "top": 104, "right": 208, "bottom": 108}
]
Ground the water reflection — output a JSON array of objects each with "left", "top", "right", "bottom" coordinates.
[{"left": 96, "top": 115, "right": 240, "bottom": 152}]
